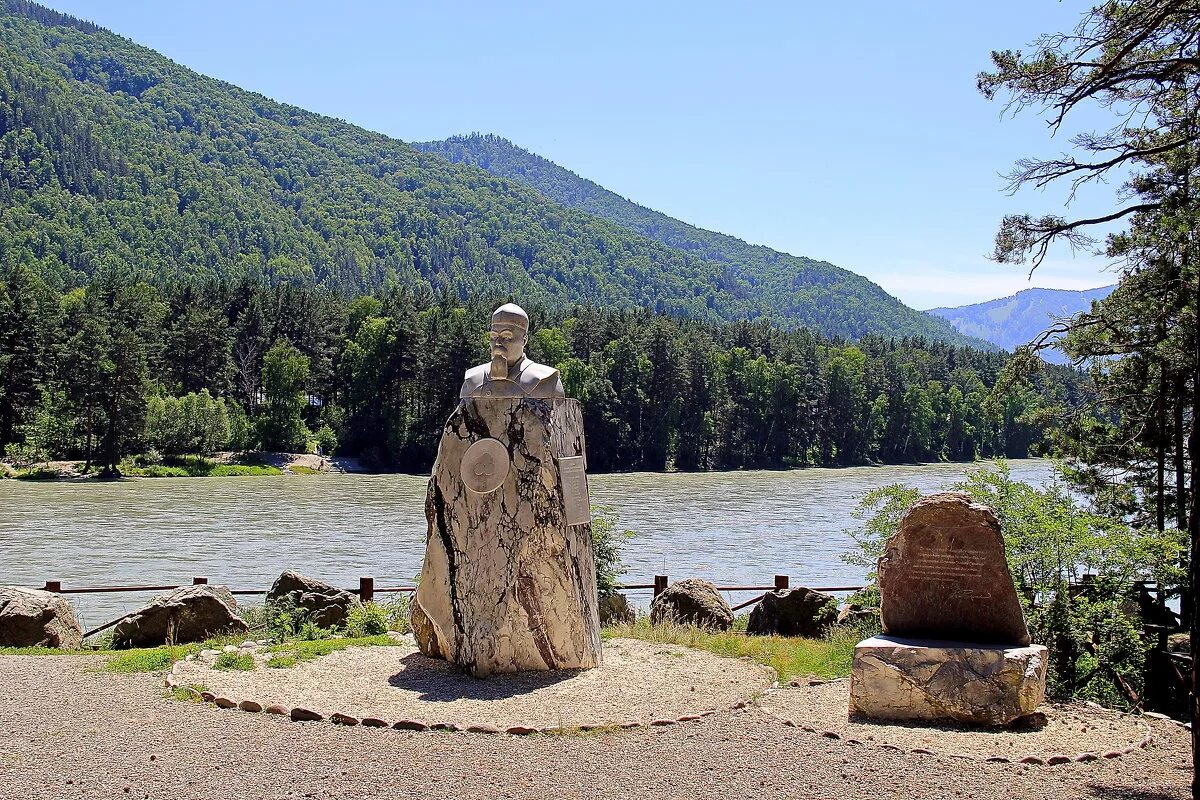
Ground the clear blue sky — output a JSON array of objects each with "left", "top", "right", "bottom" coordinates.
[{"left": 54, "top": 0, "right": 1120, "bottom": 308}]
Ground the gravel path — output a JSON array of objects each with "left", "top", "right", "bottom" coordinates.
[
  {"left": 0, "top": 654, "right": 1191, "bottom": 800},
  {"left": 172, "top": 638, "right": 771, "bottom": 728},
  {"left": 761, "top": 679, "right": 1155, "bottom": 760}
]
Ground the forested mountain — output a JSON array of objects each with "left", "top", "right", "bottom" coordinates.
[
  {"left": 926, "top": 286, "right": 1115, "bottom": 364},
  {"left": 411, "top": 134, "right": 987, "bottom": 345},
  {"left": 0, "top": 3, "right": 979, "bottom": 346},
  {"left": 0, "top": 2, "right": 1082, "bottom": 475}
]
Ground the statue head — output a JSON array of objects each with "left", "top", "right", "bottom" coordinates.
[{"left": 490, "top": 303, "right": 529, "bottom": 368}]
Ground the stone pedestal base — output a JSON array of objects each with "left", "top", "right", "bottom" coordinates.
[
  {"left": 849, "top": 635, "right": 1048, "bottom": 726},
  {"left": 412, "top": 397, "right": 602, "bottom": 678}
]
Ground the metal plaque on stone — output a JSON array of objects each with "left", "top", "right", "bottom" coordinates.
[
  {"left": 460, "top": 438, "right": 510, "bottom": 494},
  {"left": 557, "top": 456, "right": 591, "bottom": 526}
]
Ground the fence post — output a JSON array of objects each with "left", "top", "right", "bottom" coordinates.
[
  {"left": 44, "top": 580, "right": 61, "bottom": 593},
  {"left": 192, "top": 576, "right": 208, "bottom": 585},
  {"left": 359, "top": 576, "right": 375, "bottom": 603},
  {"left": 774, "top": 574, "right": 789, "bottom": 591},
  {"left": 653, "top": 574, "right": 668, "bottom": 599}
]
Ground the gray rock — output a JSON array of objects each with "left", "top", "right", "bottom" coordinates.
[
  {"left": 266, "top": 570, "right": 360, "bottom": 630},
  {"left": 849, "top": 635, "right": 1048, "bottom": 726},
  {"left": 0, "top": 586, "right": 84, "bottom": 649},
  {"left": 650, "top": 579, "right": 733, "bottom": 630},
  {"left": 598, "top": 592, "right": 636, "bottom": 626},
  {"left": 111, "top": 585, "right": 248, "bottom": 649},
  {"left": 836, "top": 603, "right": 880, "bottom": 627},
  {"left": 746, "top": 587, "right": 837, "bottom": 637}
]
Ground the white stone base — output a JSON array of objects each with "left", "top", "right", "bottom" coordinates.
[{"left": 849, "top": 635, "right": 1048, "bottom": 726}]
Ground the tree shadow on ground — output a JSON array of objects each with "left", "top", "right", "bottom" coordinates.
[
  {"left": 1084, "top": 787, "right": 1188, "bottom": 800},
  {"left": 388, "top": 651, "right": 583, "bottom": 701}
]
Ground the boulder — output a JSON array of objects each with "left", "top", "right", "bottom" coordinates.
[
  {"left": 266, "top": 570, "right": 359, "bottom": 630},
  {"left": 412, "top": 397, "right": 602, "bottom": 677},
  {"left": 598, "top": 592, "right": 636, "bottom": 626},
  {"left": 746, "top": 587, "right": 837, "bottom": 637},
  {"left": 836, "top": 603, "right": 880, "bottom": 627},
  {"left": 879, "top": 492, "right": 1031, "bottom": 645},
  {"left": 111, "top": 585, "right": 247, "bottom": 649},
  {"left": 0, "top": 586, "right": 84, "bottom": 649},
  {"left": 850, "top": 635, "right": 1048, "bottom": 726},
  {"left": 650, "top": 579, "right": 733, "bottom": 630}
]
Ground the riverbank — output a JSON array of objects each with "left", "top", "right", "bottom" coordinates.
[
  {"left": 1, "top": 452, "right": 1054, "bottom": 482},
  {"left": 0, "top": 653, "right": 1187, "bottom": 800},
  {"left": 0, "top": 451, "right": 370, "bottom": 481}
]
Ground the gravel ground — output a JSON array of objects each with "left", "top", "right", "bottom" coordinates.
[
  {"left": 760, "top": 679, "right": 1154, "bottom": 760},
  {"left": 172, "top": 638, "right": 771, "bottom": 727},
  {"left": 0, "top": 654, "right": 1191, "bottom": 800}
]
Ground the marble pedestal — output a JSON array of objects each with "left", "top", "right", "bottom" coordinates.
[
  {"left": 411, "top": 397, "right": 602, "bottom": 677},
  {"left": 849, "top": 635, "right": 1048, "bottom": 726}
]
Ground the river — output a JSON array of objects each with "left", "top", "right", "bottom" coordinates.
[{"left": 1, "top": 460, "right": 1057, "bottom": 629}]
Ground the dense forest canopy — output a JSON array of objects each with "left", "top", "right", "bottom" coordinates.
[
  {"left": 0, "top": 265, "right": 1078, "bottom": 475},
  {"left": 0, "top": 2, "right": 982, "bottom": 346}
]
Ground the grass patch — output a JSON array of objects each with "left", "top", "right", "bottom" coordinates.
[
  {"left": 605, "top": 617, "right": 864, "bottom": 682},
  {"left": 288, "top": 465, "right": 321, "bottom": 475},
  {"left": 124, "top": 465, "right": 191, "bottom": 478},
  {"left": 209, "top": 464, "right": 280, "bottom": 477},
  {"left": 0, "top": 645, "right": 95, "bottom": 655},
  {"left": 265, "top": 634, "right": 399, "bottom": 668},
  {"left": 14, "top": 468, "right": 61, "bottom": 480},
  {"left": 122, "top": 455, "right": 282, "bottom": 478},
  {"left": 212, "top": 652, "right": 255, "bottom": 671},
  {"left": 105, "top": 645, "right": 196, "bottom": 673},
  {"left": 169, "top": 683, "right": 209, "bottom": 702}
]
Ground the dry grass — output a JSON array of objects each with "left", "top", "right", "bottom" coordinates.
[{"left": 603, "top": 617, "right": 862, "bottom": 682}]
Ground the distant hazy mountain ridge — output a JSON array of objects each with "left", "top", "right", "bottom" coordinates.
[
  {"left": 925, "top": 286, "right": 1115, "bottom": 362},
  {"left": 414, "top": 134, "right": 989, "bottom": 345}
]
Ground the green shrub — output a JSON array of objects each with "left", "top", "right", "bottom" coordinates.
[
  {"left": 312, "top": 424, "right": 338, "bottom": 455},
  {"left": 381, "top": 594, "right": 412, "bottom": 634},
  {"left": 345, "top": 602, "right": 389, "bottom": 637},
  {"left": 591, "top": 506, "right": 635, "bottom": 596}
]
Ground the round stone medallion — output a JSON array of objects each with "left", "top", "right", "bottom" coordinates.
[{"left": 460, "top": 438, "right": 510, "bottom": 493}]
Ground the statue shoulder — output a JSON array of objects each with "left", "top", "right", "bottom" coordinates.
[
  {"left": 521, "top": 361, "right": 566, "bottom": 398},
  {"left": 460, "top": 363, "right": 490, "bottom": 398},
  {"left": 520, "top": 360, "right": 559, "bottom": 382}
]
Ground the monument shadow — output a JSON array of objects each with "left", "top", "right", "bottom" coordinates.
[{"left": 389, "top": 651, "right": 584, "bottom": 701}]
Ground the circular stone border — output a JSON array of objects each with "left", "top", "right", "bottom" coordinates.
[
  {"left": 755, "top": 678, "right": 1167, "bottom": 766},
  {"left": 165, "top": 640, "right": 776, "bottom": 735},
  {"left": 167, "top": 674, "right": 749, "bottom": 735}
]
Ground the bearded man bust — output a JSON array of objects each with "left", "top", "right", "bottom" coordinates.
[{"left": 459, "top": 303, "right": 565, "bottom": 399}]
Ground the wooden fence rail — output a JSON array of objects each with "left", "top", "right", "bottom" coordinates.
[
  {"left": 36, "top": 574, "right": 867, "bottom": 639},
  {"left": 40, "top": 574, "right": 865, "bottom": 601}
]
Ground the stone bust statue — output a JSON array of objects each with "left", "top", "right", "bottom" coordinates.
[{"left": 460, "top": 303, "right": 566, "bottom": 399}]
